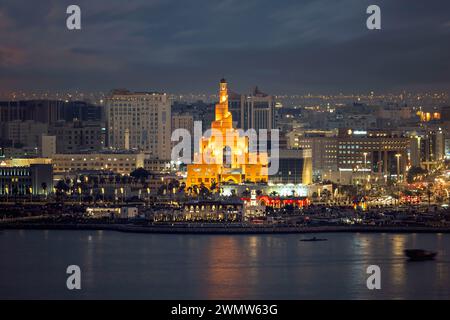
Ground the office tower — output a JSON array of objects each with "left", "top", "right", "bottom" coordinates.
[
  {"left": 225, "top": 87, "right": 275, "bottom": 131},
  {"left": 62, "top": 101, "right": 103, "bottom": 122},
  {"left": 106, "top": 89, "right": 171, "bottom": 159},
  {"left": 228, "top": 90, "right": 244, "bottom": 128},
  {"left": 242, "top": 86, "right": 275, "bottom": 131},
  {"left": 0, "top": 100, "right": 64, "bottom": 124},
  {"left": 172, "top": 112, "right": 194, "bottom": 137}
]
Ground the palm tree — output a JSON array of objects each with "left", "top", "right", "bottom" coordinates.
[
  {"left": 41, "top": 182, "right": 48, "bottom": 199},
  {"left": 130, "top": 168, "right": 150, "bottom": 183},
  {"left": 179, "top": 182, "right": 186, "bottom": 193},
  {"left": 199, "top": 182, "right": 210, "bottom": 199},
  {"left": 270, "top": 191, "right": 279, "bottom": 197},
  {"left": 193, "top": 185, "right": 199, "bottom": 196},
  {"left": 210, "top": 179, "right": 218, "bottom": 193},
  {"left": 12, "top": 186, "right": 19, "bottom": 201}
]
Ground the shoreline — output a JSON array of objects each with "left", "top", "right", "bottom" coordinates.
[{"left": 2, "top": 223, "right": 450, "bottom": 234}]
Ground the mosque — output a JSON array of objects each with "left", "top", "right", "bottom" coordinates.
[{"left": 186, "top": 79, "right": 268, "bottom": 189}]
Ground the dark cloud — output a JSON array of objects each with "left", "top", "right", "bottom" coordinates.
[{"left": 0, "top": 0, "right": 449, "bottom": 94}]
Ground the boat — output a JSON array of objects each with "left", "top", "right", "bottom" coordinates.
[
  {"left": 404, "top": 249, "right": 437, "bottom": 261},
  {"left": 300, "top": 236, "right": 328, "bottom": 242}
]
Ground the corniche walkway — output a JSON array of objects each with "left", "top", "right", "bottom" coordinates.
[{"left": 2, "top": 223, "right": 450, "bottom": 234}]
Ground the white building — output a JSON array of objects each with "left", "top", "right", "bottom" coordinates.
[{"left": 106, "top": 89, "right": 171, "bottom": 159}]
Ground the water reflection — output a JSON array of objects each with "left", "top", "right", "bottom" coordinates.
[
  {"left": 0, "top": 231, "right": 449, "bottom": 299},
  {"left": 203, "top": 236, "right": 258, "bottom": 299},
  {"left": 388, "top": 235, "right": 406, "bottom": 289}
]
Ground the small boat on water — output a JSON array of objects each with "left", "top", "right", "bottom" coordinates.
[
  {"left": 404, "top": 249, "right": 437, "bottom": 261},
  {"left": 300, "top": 236, "right": 328, "bottom": 242}
]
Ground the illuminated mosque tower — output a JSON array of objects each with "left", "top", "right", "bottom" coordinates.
[{"left": 186, "top": 79, "right": 268, "bottom": 189}]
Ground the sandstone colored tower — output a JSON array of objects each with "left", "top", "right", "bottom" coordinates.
[{"left": 186, "top": 79, "right": 268, "bottom": 189}]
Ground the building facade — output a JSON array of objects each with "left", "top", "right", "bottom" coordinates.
[
  {"left": 0, "top": 100, "right": 102, "bottom": 124},
  {"left": 226, "top": 87, "right": 275, "bottom": 131},
  {"left": 52, "top": 152, "right": 146, "bottom": 175},
  {"left": 48, "top": 120, "right": 105, "bottom": 153},
  {"left": 244, "top": 87, "right": 275, "bottom": 131},
  {"left": 270, "top": 149, "right": 313, "bottom": 185},
  {"left": 0, "top": 120, "right": 48, "bottom": 149},
  {"left": 0, "top": 100, "right": 64, "bottom": 124},
  {"left": 296, "top": 136, "right": 338, "bottom": 175},
  {"left": 297, "top": 129, "right": 411, "bottom": 182},
  {"left": 106, "top": 90, "right": 171, "bottom": 159},
  {"left": 0, "top": 164, "right": 53, "bottom": 196}
]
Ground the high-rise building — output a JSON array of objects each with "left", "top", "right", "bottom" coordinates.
[
  {"left": 106, "top": 90, "right": 171, "bottom": 159},
  {"left": 225, "top": 87, "right": 275, "bottom": 131},
  {"left": 62, "top": 101, "right": 103, "bottom": 122},
  {"left": 243, "top": 87, "right": 276, "bottom": 131},
  {"left": 172, "top": 112, "right": 195, "bottom": 156},
  {"left": 0, "top": 100, "right": 64, "bottom": 124},
  {"left": 228, "top": 91, "right": 244, "bottom": 128},
  {"left": 0, "top": 100, "right": 102, "bottom": 124},
  {"left": 171, "top": 112, "right": 194, "bottom": 137},
  {"left": 408, "top": 128, "right": 445, "bottom": 170}
]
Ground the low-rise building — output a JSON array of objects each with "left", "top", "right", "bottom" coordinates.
[
  {"left": 0, "top": 163, "right": 53, "bottom": 196},
  {"left": 48, "top": 120, "right": 105, "bottom": 153},
  {"left": 144, "top": 159, "right": 172, "bottom": 173},
  {"left": 182, "top": 199, "right": 244, "bottom": 221},
  {"left": 52, "top": 152, "right": 146, "bottom": 174},
  {"left": 270, "top": 149, "right": 312, "bottom": 185}
]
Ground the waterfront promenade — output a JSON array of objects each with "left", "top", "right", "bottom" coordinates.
[{"left": 2, "top": 221, "right": 450, "bottom": 234}]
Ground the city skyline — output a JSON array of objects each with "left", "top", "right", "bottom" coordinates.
[
  {"left": 1, "top": 0, "right": 450, "bottom": 94},
  {"left": 1, "top": 1, "right": 450, "bottom": 303}
]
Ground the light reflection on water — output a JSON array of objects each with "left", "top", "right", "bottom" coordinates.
[{"left": 0, "top": 230, "right": 449, "bottom": 299}]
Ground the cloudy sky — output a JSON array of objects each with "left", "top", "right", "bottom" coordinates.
[{"left": 0, "top": 0, "right": 449, "bottom": 94}]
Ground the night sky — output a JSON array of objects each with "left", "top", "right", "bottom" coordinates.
[{"left": 0, "top": 0, "right": 450, "bottom": 94}]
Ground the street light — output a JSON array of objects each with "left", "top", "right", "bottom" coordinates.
[
  {"left": 78, "top": 187, "right": 82, "bottom": 204},
  {"left": 363, "top": 152, "right": 368, "bottom": 169},
  {"left": 363, "top": 152, "right": 369, "bottom": 187}
]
